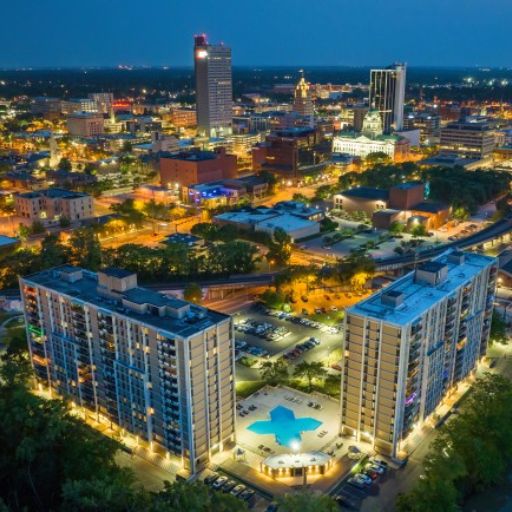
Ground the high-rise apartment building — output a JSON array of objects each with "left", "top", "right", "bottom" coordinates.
[
  {"left": 194, "top": 34, "right": 233, "bottom": 138},
  {"left": 369, "top": 63, "right": 406, "bottom": 133},
  {"left": 340, "top": 251, "right": 496, "bottom": 458},
  {"left": 20, "top": 266, "right": 236, "bottom": 475}
]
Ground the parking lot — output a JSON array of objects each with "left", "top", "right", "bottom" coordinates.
[
  {"left": 233, "top": 304, "right": 343, "bottom": 367},
  {"left": 333, "top": 455, "right": 394, "bottom": 511},
  {"left": 201, "top": 470, "right": 269, "bottom": 510}
]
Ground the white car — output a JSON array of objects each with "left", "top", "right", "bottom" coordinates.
[
  {"left": 212, "top": 476, "right": 228, "bottom": 489},
  {"left": 354, "top": 473, "right": 372, "bottom": 486}
]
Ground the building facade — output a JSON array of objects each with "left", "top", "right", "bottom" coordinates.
[
  {"left": 403, "top": 112, "right": 441, "bottom": 145},
  {"left": 369, "top": 63, "right": 406, "bottom": 133},
  {"left": 440, "top": 120, "right": 496, "bottom": 158},
  {"left": 293, "top": 73, "right": 314, "bottom": 123},
  {"left": 15, "top": 188, "right": 93, "bottom": 222},
  {"left": 20, "top": 266, "right": 236, "bottom": 475},
  {"left": 194, "top": 34, "right": 233, "bottom": 138},
  {"left": 332, "top": 110, "right": 410, "bottom": 160},
  {"left": 67, "top": 112, "right": 105, "bottom": 137},
  {"left": 159, "top": 148, "right": 237, "bottom": 187},
  {"left": 340, "top": 251, "right": 496, "bottom": 458}
]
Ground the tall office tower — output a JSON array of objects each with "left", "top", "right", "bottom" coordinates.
[
  {"left": 20, "top": 266, "right": 236, "bottom": 475},
  {"left": 369, "top": 63, "right": 406, "bottom": 133},
  {"left": 293, "top": 71, "right": 314, "bottom": 124},
  {"left": 194, "top": 34, "right": 233, "bottom": 138},
  {"left": 88, "top": 92, "right": 114, "bottom": 115},
  {"left": 340, "top": 251, "right": 496, "bottom": 458}
]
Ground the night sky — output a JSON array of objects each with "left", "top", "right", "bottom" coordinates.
[{"left": 2, "top": 0, "right": 511, "bottom": 68}]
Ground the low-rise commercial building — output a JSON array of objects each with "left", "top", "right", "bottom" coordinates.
[
  {"left": 214, "top": 206, "right": 320, "bottom": 241},
  {"left": 341, "top": 251, "right": 496, "bottom": 458},
  {"left": 20, "top": 266, "right": 236, "bottom": 476},
  {"left": 15, "top": 188, "right": 93, "bottom": 222},
  {"left": 67, "top": 112, "right": 105, "bottom": 138},
  {"left": 159, "top": 148, "right": 237, "bottom": 187},
  {"left": 440, "top": 119, "right": 496, "bottom": 158}
]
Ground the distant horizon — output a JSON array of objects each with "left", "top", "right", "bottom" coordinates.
[
  {"left": 1, "top": 64, "right": 511, "bottom": 72},
  {"left": 1, "top": 0, "right": 511, "bottom": 69}
]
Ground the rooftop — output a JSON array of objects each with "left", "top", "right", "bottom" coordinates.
[
  {"left": 0, "top": 235, "right": 19, "bottom": 248},
  {"left": 160, "top": 150, "right": 218, "bottom": 162},
  {"left": 17, "top": 188, "right": 89, "bottom": 200},
  {"left": 347, "top": 251, "right": 495, "bottom": 326},
  {"left": 338, "top": 187, "right": 389, "bottom": 201},
  {"left": 22, "top": 267, "right": 228, "bottom": 337}
]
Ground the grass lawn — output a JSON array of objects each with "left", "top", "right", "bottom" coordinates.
[
  {"left": 287, "top": 374, "right": 341, "bottom": 399},
  {"left": 236, "top": 380, "right": 265, "bottom": 399}
]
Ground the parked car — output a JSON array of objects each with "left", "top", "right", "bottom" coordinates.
[
  {"left": 230, "top": 484, "right": 246, "bottom": 496},
  {"left": 222, "top": 480, "right": 237, "bottom": 493},
  {"left": 366, "top": 462, "right": 385, "bottom": 474},
  {"left": 347, "top": 477, "right": 366, "bottom": 489},
  {"left": 355, "top": 473, "right": 372, "bottom": 485},
  {"left": 212, "top": 475, "right": 228, "bottom": 489},
  {"left": 203, "top": 473, "right": 219, "bottom": 485},
  {"left": 335, "top": 495, "right": 356, "bottom": 509},
  {"left": 239, "top": 489, "right": 256, "bottom": 502}
]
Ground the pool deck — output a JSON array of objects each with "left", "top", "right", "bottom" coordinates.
[
  {"left": 209, "top": 385, "right": 357, "bottom": 498},
  {"left": 235, "top": 386, "right": 340, "bottom": 456}
]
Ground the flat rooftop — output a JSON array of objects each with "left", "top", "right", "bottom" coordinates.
[
  {"left": 161, "top": 150, "right": 218, "bottom": 162},
  {"left": 0, "top": 235, "right": 19, "bottom": 248},
  {"left": 22, "top": 267, "right": 228, "bottom": 337},
  {"left": 348, "top": 251, "right": 495, "bottom": 326},
  {"left": 338, "top": 187, "right": 389, "bottom": 201},
  {"left": 17, "top": 188, "right": 89, "bottom": 200}
]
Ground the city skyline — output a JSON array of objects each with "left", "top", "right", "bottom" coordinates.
[{"left": 1, "top": 0, "right": 511, "bottom": 68}]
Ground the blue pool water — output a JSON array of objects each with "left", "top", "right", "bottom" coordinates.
[{"left": 247, "top": 405, "right": 322, "bottom": 447}]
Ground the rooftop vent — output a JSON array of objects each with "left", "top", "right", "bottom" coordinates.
[
  {"left": 381, "top": 290, "right": 405, "bottom": 307},
  {"left": 448, "top": 251, "right": 465, "bottom": 265},
  {"left": 415, "top": 262, "right": 448, "bottom": 286}
]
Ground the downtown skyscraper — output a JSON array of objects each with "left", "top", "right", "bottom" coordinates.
[
  {"left": 194, "top": 34, "right": 233, "bottom": 138},
  {"left": 369, "top": 63, "right": 406, "bottom": 133}
]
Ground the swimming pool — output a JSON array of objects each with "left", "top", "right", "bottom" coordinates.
[{"left": 247, "top": 405, "right": 322, "bottom": 447}]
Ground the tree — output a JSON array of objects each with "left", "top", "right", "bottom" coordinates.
[
  {"left": 58, "top": 157, "right": 72, "bottom": 171},
  {"left": 260, "top": 289, "right": 287, "bottom": 310},
  {"left": 69, "top": 228, "right": 102, "bottom": 270},
  {"left": 365, "top": 152, "right": 391, "bottom": 166},
  {"left": 292, "top": 193, "right": 309, "bottom": 204},
  {"left": 59, "top": 215, "right": 71, "bottom": 228},
  {"left": 452, "top": 206, "right": 469, "bottom": 222},
  {"left": 257, "top": 170, "right": 277, "bottom": 194},
  {"left": 314, "top": 184, "right": 335, "bottom": 202},
  {"left": 30, "top": 220, "right": 46, "bottom": 235},
  {"left": 396, "top": 374, "right": 512, "bottom": 511},
  {"left": 320, "top": 217, "right": 338, "bottom": 233},
  {"left": 389, "top": 221, "right": 405, "bottom": 235},
  {"left": 267, "top": 228, "right": 292, "bottom": 266},
  {"left": 410, "top": 223, "right": 428, "bottom": 237},
  {"left": 40, "top": 233, "right": 70, "bottom": 268},
  {"left": 110, "top": 199, "right": 145, "bottom": 226},
  {"left": 0, "top": 351, "right": 134, "bottom": 512},
  {"left": 293, "top": 361, "right": 327, "bottom": 392},
  {"left": 490, "top": 311, "right": 508, "bottom": 344},
  {"left": 259, "top": 360, "right": 289, "bottom": 386},
  {"left": 278, "top": 490, "right": 338, "bottom": 512},
  {"left": 183, "top": 282, "right": 202, "bottom": 304},
  {"left": 143, "top": 199, "right": 170, "bottom": 221},
  {"left": 154, "top": 480, "right": 247, "bottom": 512}
]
